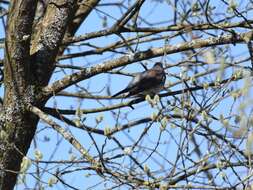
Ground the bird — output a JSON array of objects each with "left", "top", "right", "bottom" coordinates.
[{"left": 112, "top": 62, "right": 166, "bottom": 98}]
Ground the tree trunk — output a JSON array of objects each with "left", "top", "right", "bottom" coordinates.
[
  {"left": 0, "top": 1, "right": 38, "bottom": 189},
  {"left": 0, "top": 0, "right": 80, "bottom": 189}
]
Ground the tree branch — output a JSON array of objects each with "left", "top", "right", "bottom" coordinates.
[
  {"left": 30, "top": 0, "right": 78, "bottom": 86},
  {"left": 41, "top": 31, "right": 248, "bottom": 100}
]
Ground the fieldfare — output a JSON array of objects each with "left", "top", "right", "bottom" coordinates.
[{"left": 112, "top": 62, "right": 166, "bottom": 98}]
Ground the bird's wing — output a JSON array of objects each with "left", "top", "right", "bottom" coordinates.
[
  {"left": 112, "top": 68, "right": 165, "bottom": 97},
  {"left": 127, "top": 70, "right": 164, "bottom": 96}
]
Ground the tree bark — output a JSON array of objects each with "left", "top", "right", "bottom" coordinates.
[
  {"left": 0, "top": 1, "right": 38, "bottom": 189},
  {"left": 0, "top": 0, "right": 100, "bottom": 189},
  {"left": 0, "top": 0, "right": 78, "bottom": 189}
]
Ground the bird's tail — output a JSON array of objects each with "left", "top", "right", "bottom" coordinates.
[{"left": 111, "top": 89, "right": 128, "bottom": 97}]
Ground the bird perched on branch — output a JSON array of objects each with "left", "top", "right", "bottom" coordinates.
[{"left": 112, "top": 62, "right": 166, "bottom": 98}]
